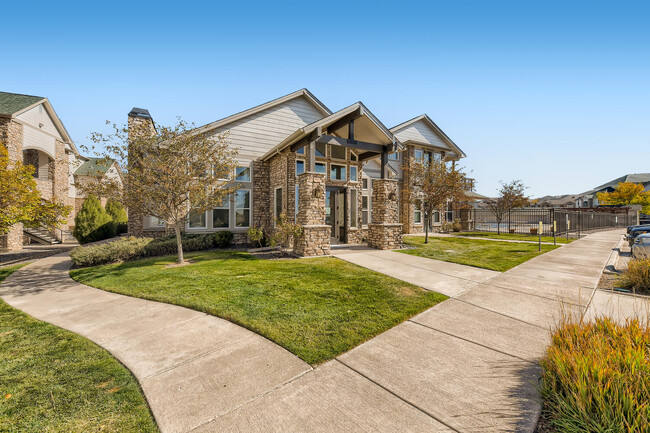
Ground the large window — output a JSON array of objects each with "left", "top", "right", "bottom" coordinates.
[
  {"left": 315, "top": 143, "right": 326, "bottom": 157},
  {"left": 350, "top": 166, "right": 358, "bottom": 182},
  {"left": 296, "top": 160, "right": 305, "bottom": 176},
  {"left": 331, "top": 145, "right": 346, "bottom": 160},
  {"left": 235, "top": 166, "right": 251, "bottom": 182},
  {"left": 350, "top": 189, "right": 358, "bottom": 228},
  {"left": 414, "top": 149, "right": 424, "bottom": 161},
  {"left": 212, "top": 196, "right": 230, "bottom": 228},
  {"left": 330, "top": 164, "right": 346, "bottom": 181},
  {"left": 235, "top": 190, "right": 250, "bottom": 227},
  {"left": 296, "top": 146, "right": 305, "bottom": 155},
  {"left": 315, "top": 162, "right": 326, "bottom": 174},
  {"left": 274, "top": 187, "right": 283, "bottom": 222},
  {"left": 189, "top": 210, "right": 207, "bottom": 228}
]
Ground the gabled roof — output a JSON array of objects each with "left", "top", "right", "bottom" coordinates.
[
  {"left": 74, "top": 157, "right": 114, "bottom": 176},
  {"left": 0, "top": 91, "right": 78, "bottom": 155},
  {"left": 390, "top": 114, "right": 466, "bottom": 159},
  {"left": 0, "top": 91, "right": 45, "bottom": 116},
  {"left": 191, "top": 88, "right": 331, "bottom": 136},
  {"left": 261, "top": 101, "right": 401, "bottom": 161},
  {"left": 593, "top": 173, "right": 650, "bottom": 192}
]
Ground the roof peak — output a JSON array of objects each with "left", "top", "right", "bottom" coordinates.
[{"left": 128, "top": 107, "right": 152, "bottom": 119}]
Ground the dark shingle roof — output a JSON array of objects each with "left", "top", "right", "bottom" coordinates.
[
  {"left": 0, "top": 91, "right": 45, "bottom": 116},
  {"left": 74, "top": 158, "right": 113, "bottom": 176},
  {"left": 593, "top": 173, "right": 650, "bottom": 191}
]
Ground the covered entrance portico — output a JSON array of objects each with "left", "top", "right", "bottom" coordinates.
[{"left": 264, "top": 102, "right": 404, "bottom": 256}]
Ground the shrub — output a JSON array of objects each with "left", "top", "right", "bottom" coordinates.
[
  {"left": 247, "top": 226, "right": 264, "bottom": 248},
  {"left": 105, "top": 199, "right": 128, "bottom": 234},
  {"left": 617, "top": 256, "right": 650, "bottom": 294},
  {"left": 270, "top": 213, "right": 302, "bottom": 249},
  {"left": 73, "top": 195, "right": 116, "bottom": 244},
  {"left": 452, "top": 218, "right": 462, "bottom": 232},
  {"left": 539, "top": 317, "right": 650, "bottom": 433},
  {"left": 213, "top": 231, "right": 233, "bottom": 248}
]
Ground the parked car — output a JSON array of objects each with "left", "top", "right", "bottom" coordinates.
[
  {"left": 626, "top": 224, "right": 650, "bottom": 234},
  {"left": 631, "top": 233, "right": 650, "bottom": 258},
  {"left": 627, "top": 226, "right": 650, "bottom": 245}
]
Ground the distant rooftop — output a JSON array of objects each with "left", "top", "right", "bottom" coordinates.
[
  {"left": 593, "top": 173, "right": 650, "bottom": 191},
  {"left": 0, "top": 91, "right": 45, "bottom": 116},
  {"left": 74, "top": 158, "right": 114, "bottom": 176}
]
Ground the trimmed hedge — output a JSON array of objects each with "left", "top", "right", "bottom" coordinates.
[{"left": 70, "top": 232, "right": 233, "bottom": 267}]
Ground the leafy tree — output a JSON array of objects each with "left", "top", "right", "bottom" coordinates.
[
  {"left": 597, "top": 182, "right": 650, "bottom": 214},
  {"left": 0, "top": 145, "right": 70, "bottom": 234},
  {"left": 409, "top": 157, "right": 467, "bottom": 243},
  {"left": 105, "top": 199, "right": 127, "bottom": 223},
  {"left": 485, "top": 180, "right": 529, "bottom": 235},
  {"left": 73, "top": 195, "right": 115, "bottom": 244},
  {"left": 82, "top": 118, "right": 237, "bottom": 264}
]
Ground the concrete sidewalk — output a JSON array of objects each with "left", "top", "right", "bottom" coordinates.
[{"left": 1, "top": 230, "right": 641, "bottom": 432}]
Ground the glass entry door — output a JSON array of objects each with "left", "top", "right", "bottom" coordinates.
[{"left": 325, "top": 187, "right": 346, "bottom": 244}]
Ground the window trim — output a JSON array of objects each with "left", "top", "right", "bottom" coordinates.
[
  {"left": 330, "top": 163, "right": 347, "bottom": 181},
  {"left": 274, "top": 187, "right": 283, "bottom": 224},
  {"left": 212, "top": 195, "right": 231, "bottom": 229},
  {"left": 315, "top": 162, "right": 326, "bottom": 174},
  {"left": 388, "top": 152, "right": 400, "bottom": 161},
  {"left": 235, "top": 189, "right": 251, "bottom": 228},
  {"left": 188, "top": 209, "right": 208, "bottom": 229},
  {"left": 350, "top": 165, "right": 358, "bottom": 182},
  {"left": 330, "top": 145, "right": 346, "bottom": 161},
  {"left": 235, "top": 165, "right": 251, "bottom": 182},
  {"left": 295, "top": 159, "right": 305, "bottom": 177}
]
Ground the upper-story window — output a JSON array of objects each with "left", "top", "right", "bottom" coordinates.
[
  {"left": 296, "top": 146, "right": 305, "bottom": 155},
  {"left": 350, "top": 166, "right": 358, "bottom": 182},
  {"left": 330, "top": 145, "right": 346, "bottom": 160},
  {"left": 315, "top": 162, "right": 326, "bottom": 174},
  {"left": 388, "top": 152, "right": 399, "bottom": 161},
  {"left": 315, "top": 143, "right": 326, "bottom": 157},
  {"left": 235, "top": 166, "right": 251, "bottom": 182},
  {"left": 350, "top": 152, "right": 358, "bottom": 162},
  {"left": 296, "top": 160, "right": 305, "bottom": 176},
  {"left": 330, "top": 164, "right": 346, "bottom": 181}
]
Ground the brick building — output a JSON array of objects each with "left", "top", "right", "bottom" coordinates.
[{"left": 128, "top": 89, "right": 467, "bottom": 256}]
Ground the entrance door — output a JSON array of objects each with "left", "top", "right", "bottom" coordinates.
[{"left": 326, "top": 187, "right": 346, "bottom": 244}]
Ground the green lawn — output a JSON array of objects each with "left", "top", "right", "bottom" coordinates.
[
  {"left": 0, "top": 264, "right": 158, "bottom": 433},
  {"left": 70, "top": 251, "right": 446, "bottom": 365},
  {"left": 454, "top": 231, "right": 573, "bottom": 244},
  {"left": 401, "top": 236, "right": 561, "bottom": 272}
]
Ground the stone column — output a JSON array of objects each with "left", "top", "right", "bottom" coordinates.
[
  {"left": 368, "top": 179, "right": 402, "bottom": 249},
  {"left": 127, "top": 108, "right": 156, "bottom": 237},
  {"left": 0, "top": 118, "right": 24, "bottom": 251},
  {"left": 293, "top": 172, "right": 330, "bottom": 257}
]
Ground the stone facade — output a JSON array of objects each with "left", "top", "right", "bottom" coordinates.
[
  {"left": 252, "top": 160, "right": 270, "bottom": 229},
  {"left": 293, "top": 172, "right": 330, "bottom": 256},
  {"left": 0, "top": 118, "right": 25, "bottom": 250},
  {"left": 368, "top": 179, "right": 403, "bottom": 249}
]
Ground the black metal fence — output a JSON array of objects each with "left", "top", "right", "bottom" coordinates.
[{"left": 462, "top": 208, "right": 636, "bottom": 237}]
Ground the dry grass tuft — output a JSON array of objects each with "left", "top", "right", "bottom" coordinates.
[{"left": 618, "top": 256, "right": 650, "bottom": 294}]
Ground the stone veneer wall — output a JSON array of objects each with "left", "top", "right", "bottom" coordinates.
[
  {"left": 252, "top": 160, "right": 270, "bottom": 230},
  {"left": 0, "top": 118, "right": 24, "bottom": 250},
  {"left": 293, "top": 172, "right": 330, "bottom": 256},
  {"left": 368, "top": 179, "right": 402, "bottom": 249},
  {"left": 126, "top": 112, "right": 155, "bottom": 237}
]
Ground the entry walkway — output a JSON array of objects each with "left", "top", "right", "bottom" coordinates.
[{"left": 1, "top": 231, "right": 642, "bottom": 432}]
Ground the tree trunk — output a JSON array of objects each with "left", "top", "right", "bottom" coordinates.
[
  {"left": 497, "top": 217, "right": 501, "bottom": 235},
  {"left": 424, "top": 214, "right": 429, "bottom": 244},
  {"left": 174, "top": 224, "right": 184, "bottom": 264}
]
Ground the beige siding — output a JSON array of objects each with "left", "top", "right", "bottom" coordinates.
[
  {"left": 207, "top": 96, "right": 324, "bottom": 165},
  {"left": 22, "top": 123, "right": 56, "bottom": 158},
  {"left": 16, "top": 104, "right": 63, "bottom": 140},
  {"left": 393, "top": 120, "right": 452, "bottom": 151}
]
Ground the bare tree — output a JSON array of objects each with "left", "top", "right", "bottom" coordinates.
[
  {"left": 485, "top": 180, "right": 528, "bottom": 235},
  {"left": 409, "top": 158, "right": 467, "bottom": 243},
  {"left": 82, "top": 119, "right": 237, "bottom": 264}
]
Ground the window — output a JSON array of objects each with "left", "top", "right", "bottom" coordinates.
[
  {"left": 295, "top": 185, "right": 299, "bottom": 221},
  {"left": 295, "top": 160, "right": 305, "bottom": 176},
  {"left": 189, "top": 210, "right": 207, "bottom": 228},
  {"left": 235, "top": 190, "right": 250, "bottom": 227},
  {"left": 315, "top": 162, "right": 326, "bottom": 174},
  {"left": 212, "top": 196, "right": 230, "bottom": 228},
  {"left": 315, "top": 143, "right": 326, "bottom": 157},
  {"left": 433, "top": 211, "right": 440, "bottom": 223},
  {"left": 362, "top": 195, "right": 370, "bottom": 225},
  {"left": 446, "top": 202, "right": 453, "bottom": 222},
  {"left": 350, "top": 189, "right": 358, "bottom": 228},
  {"left": 362, "top": 178, "right": 369, "bottom": 190},
  {"left": 235, "top": 166, "right": 251, "bottom": 182},
  {"left": 213, "top": 164, "right": 230, "bottom": 180},
  {"left": 146, "top": 216, "right": 166, "bottom": 228},
  {"left": 414, "top": 201, "right": 422, "bottom": 224},
  {"left": 350, "top": 166, "right": 358, "bottom": 181},
  {"left": 414, "top": 149, "right": 424, "bottom": 161},
  {"left": 274, "top": 187, "right": 283, "bottom": 221},
  {"left": 331, "top": 145, "right": 346, "bottom": 160},
  {"left": 330, "top": 164, "right": 346, "bottom": 181},
  {"left": 296, "top": 146, "right": 305, "bottom": 155},
  {"left": 350, "top": 152, "right": 358, "bottom": 162},
  {"left": 388, "top": 152, "right": 399, "bottom": 161}
]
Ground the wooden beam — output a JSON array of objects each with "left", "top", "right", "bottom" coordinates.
[
  {"left": 359, "top": 151, "right": 379, "bottom": 162},
  {"left": 308, "top": 140, "right": 315, "bottom": 172},
  {"left": 315, "top": 135, "right": 386, "bottom": 153},
  {"left": 326, "top": 107, "right": 362, "bottom": 135},
  {"left": 349, "top": 119, "right": 355, "bottom": 141},
  {"left": 290, "top": 136, "right": 310, "bottom": 152},
  {"left": 380, "top": 153, "right": 387, "bottom": 179}
]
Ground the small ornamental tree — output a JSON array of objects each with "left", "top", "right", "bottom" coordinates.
[
  {"left": 105, "top": 199, "right": 127, "bottom": 223},
  {"left": 597, "top": 182, "right": 650, "bottom": 214},
  {"left": 0, "top": 144, "right": 71, "bottom": 234},
  {"left": 485, "top": 180, "right": 529, "bottom": 235},
  {"left": 82, "top": 118, "right": 237, "bottom": 264},
  {"left": 409, "top": 157, "right": 467, "bottom": 243},
  {"left": 73, "top": 195, "right": 115, "bottom": 244}
]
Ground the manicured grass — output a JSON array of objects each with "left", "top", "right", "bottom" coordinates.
[
  {"left": 401, "top": 236, "right": 560, "bottom": 272},
  {"left": 0, "top": 264, "right": 158, "bottom": 433},
  {"left": 70, "top": 251, "right": 446, "bottom": 364},
  {"left": 539, "top": 318, "right": 649, "bottom": 432},
  {"left": 454, "top": 231, "right": 573, "bottom": 244}
]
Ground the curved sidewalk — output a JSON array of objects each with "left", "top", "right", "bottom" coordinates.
[{"left": 0, "top": 254, "right": 312, "bottom": 433}]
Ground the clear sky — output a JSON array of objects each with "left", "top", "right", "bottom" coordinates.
[{"left": 3, "top": 0, "right": 649, "bottom": 197}]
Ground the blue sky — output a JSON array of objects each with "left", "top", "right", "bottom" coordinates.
[{"left": 3, "top": 0, "right": 649, "bottom": 197}]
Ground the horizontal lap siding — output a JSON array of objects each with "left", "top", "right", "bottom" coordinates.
[
  {"left": 16, "top": 105, "right": 63, "bottom": 140},
  {"left": 393, "top": 120, "right": 451, "bottom": 151},
  {"left": 207, "top": 96, "right": 325, "bottom": 164}
]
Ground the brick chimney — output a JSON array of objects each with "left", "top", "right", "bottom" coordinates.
[{"left": 126, "top": 107, "right": 155, "bottom": 237}]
